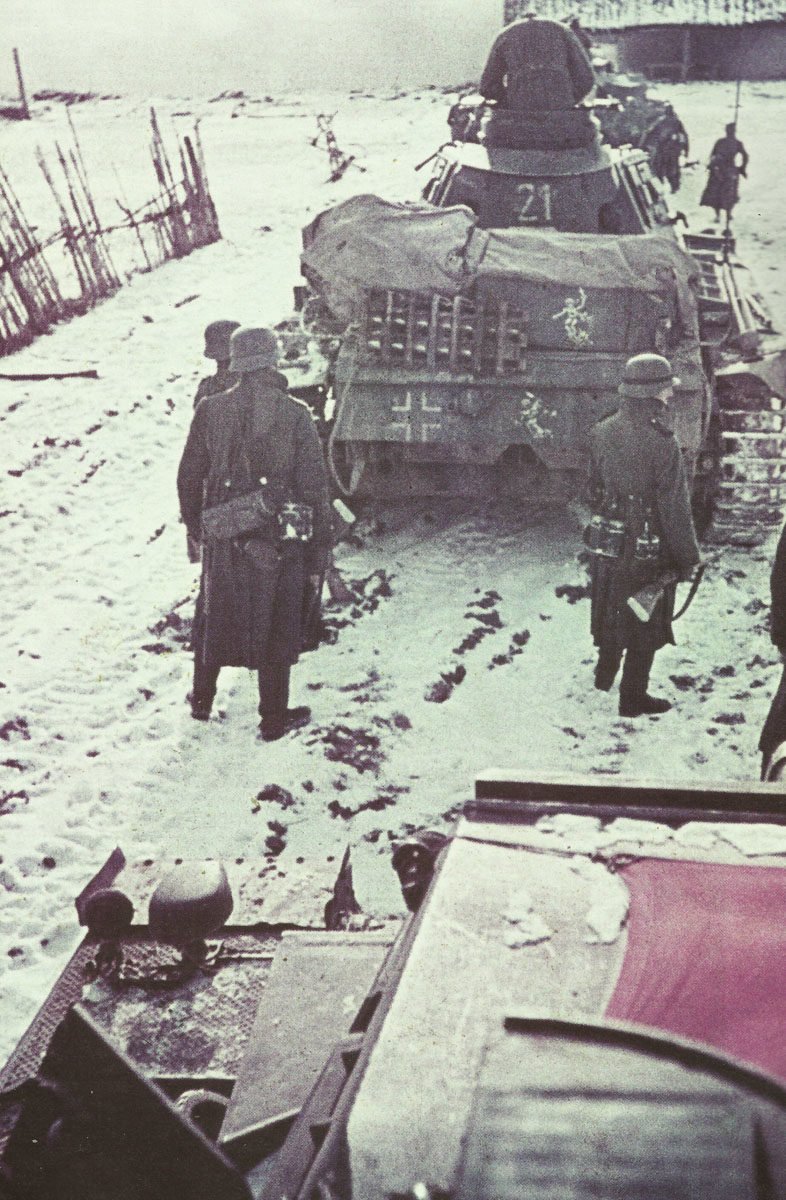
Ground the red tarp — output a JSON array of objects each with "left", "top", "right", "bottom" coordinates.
[{"left": 605, "top": 858, "right": 786, "bottom": 1084}]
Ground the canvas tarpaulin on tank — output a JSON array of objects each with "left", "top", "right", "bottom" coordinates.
[
  {"left": 300, "top": 194, "right": 475, "bottom": 322},
  {"left": 605, "top": 858, "right": 786, "bottom": 1084},
  {"left": 300, "top": 193, "right": 700, "bottom": 335},
  {"left": 469, "top": 225, "right": 700, "bottom": 339}
]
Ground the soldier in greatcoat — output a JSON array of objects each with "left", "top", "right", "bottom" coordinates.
[
  {"left": 177, "top": 326, "right": 332, "bottom": 740},
  {"left": 588, "top": 354, "right": 701, "bottom": 717},
  {"left": 759, "top": 521, "right": 786, "bottom": 779},
  {"left": 194, "top": 319, "right": 239, "bottom": 408},
  {"left": 641, "top": 104, "right": 690, "bottom": 193},
  {"left": 700, "top": 123, "right": 749, "bottom": 222},
  {"left": 479, "top": 14, "right": 595, "bottom": 112},
  {"left": 185, "top": 320, "right": 241, "bottom": 562}
]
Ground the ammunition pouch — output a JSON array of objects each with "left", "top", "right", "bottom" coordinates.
[
  {"left": 201, "top": 488, "right": 276, "bottom": 542},
  {"left": 585, "top": 494, "right": 662, "bottom": 563},
  {"left": 202, "top": 492, "right": 314, "bottom": 546},
  {"left": 634, "top": 526, "right": 661, "bottom": 562},
  {"left": 277, "top": 501, "right": 314, "bottom": 544},
  {"left": 584, "top": 512, "right": 625, "bottom": 559}
]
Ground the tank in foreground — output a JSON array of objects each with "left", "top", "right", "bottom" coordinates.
[{"left": 3, "top": 773, "right": 786, "bottom": 1197}]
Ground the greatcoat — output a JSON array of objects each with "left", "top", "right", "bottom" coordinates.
[
  {"left": 588, "top": 398, "right": 700, "bottom": 657},
  {"left": 759, "top": 522, "right": 786, "bottom": 769},
  {"left": 479, "top": 18, "right": 595, "bottom": 112},
  {"left": 177, "top": 369, "right": 332, "bottom": 670},
  {"left": 700, "top": 132, "right": 749, "bottom": 216},
  {"left": 193, "top": 365, "right": 237, "bottom": 408}
]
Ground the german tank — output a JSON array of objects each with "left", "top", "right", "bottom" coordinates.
[
  {"left": 286, "top": 79, "right": 786, "bottom": 543},
  {"left": 3, "top": 773, "right": 786, "bottom": 1199}
]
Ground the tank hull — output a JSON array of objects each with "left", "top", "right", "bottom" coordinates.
[{"left": 289, "top": 113, "right": 786, "bottom": 540}]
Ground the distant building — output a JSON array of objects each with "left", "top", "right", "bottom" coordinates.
[{"left": 503, "top": 1, "right": 786, "bottom": 80}]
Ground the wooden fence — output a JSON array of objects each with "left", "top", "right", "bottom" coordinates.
[{"left": 0, "top": 108, "right": 220, "bottom": 357}]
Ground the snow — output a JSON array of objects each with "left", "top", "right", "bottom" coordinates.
[
  {"left": 502, "top": 886, "right": 554, "bottom": 945},
  {"left": 1, "top": 80, "right": 786, "bottom": 1069},
  {"left": 568, "top": 857, "right": 630, "bottom": 944},
  {"left": 516, "top": 0, "right": 783, "bottom": 30}
]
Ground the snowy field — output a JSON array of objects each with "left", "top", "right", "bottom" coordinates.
[{"left": 1, "top": 80, "right": 785, "bottom": 1066}]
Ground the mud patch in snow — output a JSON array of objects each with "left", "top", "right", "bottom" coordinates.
[{"left": 320, "top": 569, "right": 393, "bottom": 645}]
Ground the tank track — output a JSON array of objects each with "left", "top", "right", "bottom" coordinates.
[{"left": 707, "top": 374, "right": 786, "bottom": 545}]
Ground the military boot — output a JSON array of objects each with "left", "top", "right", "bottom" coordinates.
[{"left": 259, "top": 706, "right": 311, "bottom": 742}]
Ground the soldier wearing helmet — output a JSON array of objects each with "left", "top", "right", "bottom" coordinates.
[
  {"left": 178, "top": 326, "right": 332, "bottom": 739},
  {"left": 184, "top": 321, "right": 241, "bottom": 560},
  {"left": 586, "top": 353, "right": 701, "bottom": 717},
  {"left": 194, "top": 319, "right": 240, "bottom": 408}
]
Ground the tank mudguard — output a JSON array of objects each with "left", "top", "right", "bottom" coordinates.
[{"left": 716, "top": 346, "right": 786, "bottom": 401}]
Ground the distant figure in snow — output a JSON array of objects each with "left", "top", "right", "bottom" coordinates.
[
  {"left": 641, "top": 103, "right": 689, "bottom": 193},
  {"left": 586, "top": 354, "right": 701, "bottom": 718},
  {"left": 479, "top": 13, "right": 595, "bottom": 111},
  {"left": 178, "top": 326, "right": 332, "bottom": 739},
  {"left": 759, "top": 521, "right": 786, "bottom": 781},
  {"left": 194, "top": 319, "right": 240, "bottom": 409},
  {"left": 700, "top": 122, "right": 749, "bottom": 223}
]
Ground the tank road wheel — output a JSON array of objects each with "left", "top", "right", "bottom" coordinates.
[{"left": 705, "top": 375, "right": 786, "bottom": 545}]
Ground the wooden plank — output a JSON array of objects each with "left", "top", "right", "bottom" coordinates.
[
  {"left": 472, "top": 771, "right": 786, "bottom": 823},
  {"left": 220, "top": 932, "right": 391, "bottom": 1145},
  {"left": 0, "top": 369, "right": 99, "bottom": 381}
]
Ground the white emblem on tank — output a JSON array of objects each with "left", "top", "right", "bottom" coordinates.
[
  {"left": 552, "top": 287, "right": 593, "bottom": 348},
  {"left": 516, "top": 391, "right": 555, "bottom": 440}
]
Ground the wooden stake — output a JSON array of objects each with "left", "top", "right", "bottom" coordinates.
[
  {"left": 0, "top": 179, "right": 56, "bottom": 328},
  {"left": 0, "top": 162, "right": 63, "bottom": 306},
  {"left": 149, "top": 108, "right": 188, "bottom": 255},
  {"left": 13, "top": 49, "right": 30, "bottom": 120},
  {"left": 56, "top": 142, "right": 103, "bottom": 294},
  {"left": 66, "top": 108, "right": 120, "bottom": 288},
  {"left": 37, "top": 148, "right": 94, "bottom": 301}
]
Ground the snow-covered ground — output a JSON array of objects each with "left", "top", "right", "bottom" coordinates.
[{"left": 1, "top": 80, "right": 785, "bottom": 1067}]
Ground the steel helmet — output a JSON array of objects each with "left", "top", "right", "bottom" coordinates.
[
  {"left": 618, "top": 353, "right": 680, "bottom": 399},
  {"left": 229, "top": 327, "right": 279, "bottom": 374},
  {"left": 203, "top": 319, "right": 240, "bottom": 361}
]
